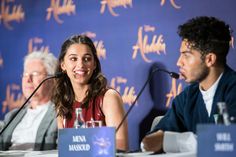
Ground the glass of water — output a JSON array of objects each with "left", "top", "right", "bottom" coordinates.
[{"left": 85, "top": 119, "right": 102, "bottom": 128}]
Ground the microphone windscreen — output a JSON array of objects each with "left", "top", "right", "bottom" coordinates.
[{"left": 170, "top": 72, "right": 179, "bottom": 79}]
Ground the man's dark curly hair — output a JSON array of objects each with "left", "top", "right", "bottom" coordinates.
[{"left": 178, "top": 16, "right": 233, "bottom": 65}]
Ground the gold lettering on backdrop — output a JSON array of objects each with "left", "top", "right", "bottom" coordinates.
[
  {"left": 0, "top": 0, "right": 25, "bottom": 30},
  {"left": 132, "top": 26, "right": 166, "bottom": 63},
  {"left": 46, "top": 0, "right": 76, "bottom": 24},
  {"left": 94, "top": 41, "right": 106, "bottom": 59},
  {"left": 84, "top": 32, "right": 106, "bottom": 60},
  {"left": 110, "top": 77, "right": 136, "bottom": 106},
  {"left": 230, "top": 36, "right": 234, "bottom": 49},
  {"left": 28, "top": 37, "right": 50, "bottom": 53},
  {"left": 144, "top": 25, "right": 155, "bottom": 32},
  {"left": 0, "top": 53, "right": 3, "bottom": 67},
  {"left": 165, "top": 78, "right": 182, "bottom": 108},
  {"left": 160, "top": 0, "right": 181, "bottom": 9},
  {"left": 2, "top": 84, "right": 25, "bottom": 113},
  {"left": 84, "top": 31, "right": 96, "bottom": 38},
  {"left": 100, "top": 0, "right": 132, "bottom": 16}
]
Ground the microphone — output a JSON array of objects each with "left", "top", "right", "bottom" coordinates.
[
  {"left": 116, "top": 68, "right": 179, "bottom": 132},
  {"left": 153, "top": 69, "right": 179, "bottom": 79},
  {"left": 0, "top": 72, "right": 63, "bottom": 136}
]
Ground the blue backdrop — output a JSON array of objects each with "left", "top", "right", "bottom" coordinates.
[{"left": 0, "top": 0, "right": 236, "bottom": 150}]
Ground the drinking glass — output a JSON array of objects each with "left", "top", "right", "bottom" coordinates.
[{"left": 85, "top": 120, "right": 102, "bottom": 128}]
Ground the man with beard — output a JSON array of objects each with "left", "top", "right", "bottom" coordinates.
[{"left": 142, "top": 16, "right": 236, "bottom": 153}]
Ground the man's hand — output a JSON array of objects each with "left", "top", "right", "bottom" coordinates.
[{"left": 142, "top": 130, "right": 164, "bottom": 152}]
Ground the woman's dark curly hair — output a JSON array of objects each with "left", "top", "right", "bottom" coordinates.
[
  {"left": 52, "top": 35, "right": 107, "bottom": 119},
  {"left": 178, "top": 16, "right": 233, "bottom": 65}
]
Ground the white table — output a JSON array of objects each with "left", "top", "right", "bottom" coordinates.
[
  {"left": 0, "top": 150, "right": 196, "bottom": 157},
  {"left": 117, "top": 151, "right": 196, "bottom": 157}
]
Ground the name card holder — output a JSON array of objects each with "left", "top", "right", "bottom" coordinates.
[
  {"left": 58, "top": 127, "right": 115, "bottom": 157},
  {"left": 197, "top": 124, "right": 236, "bottom": 157}
]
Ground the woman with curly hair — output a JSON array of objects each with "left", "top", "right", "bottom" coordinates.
[{"left": 52, "top": 35, "right": 128, "bottom": 151}]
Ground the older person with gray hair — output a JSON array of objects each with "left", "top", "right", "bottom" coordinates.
[{"left": 0, "top": 51, "right": 58, "bottom": 151}]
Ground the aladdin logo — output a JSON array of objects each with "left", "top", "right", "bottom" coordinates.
[
  {"left": 84, "top": 32, "right": 106, "bottom": 60},
  {"left": 0, "top": 0, "right": 25, "bottom": 30},
  {"left": 46, "top": 0, "right": 76, "bottom": 24},
  {"left": 2, "top": 84, "right": 25, "bottom": 113},
  {"left": 93, "top": 136, "right": 111, "bottom": 155},
  {"left": 132, "top": 25, "right": 166, "bottom": 63},
  {"left": 110, "top": 76, "right": 136, "bottom": 106},
  {"left": 100, "top": 0, "right": 132, "bottom": 16},
  {"left": 165, "top": 78, "right": 182, "bottom": 107},
  {"left": 160, "top": 0, "right": 181, "bottom": 9},
  {"left": 28, "top": 37, "right": 50, "bottom": 53}
]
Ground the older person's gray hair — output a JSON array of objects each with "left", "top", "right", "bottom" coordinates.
[{"left": 24, "top": 51, "right": 58, "bottom": 75}]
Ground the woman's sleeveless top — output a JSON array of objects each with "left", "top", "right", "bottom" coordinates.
[{"left": 65, "top": 94, "right": 106, "bottom": 128}]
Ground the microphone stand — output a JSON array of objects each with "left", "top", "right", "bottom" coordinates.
[
  {"left": 0, "top": 73, "right": 62, "bottom": 136},
  {"left": 116, "top": 68, "right": 179, "bottom": 133}
]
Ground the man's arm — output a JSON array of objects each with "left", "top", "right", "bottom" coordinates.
[
  {"left": 163, "top": 131, "right": 197, "bottom": 152},
  {"left": 142, "top": 130, "right": 197, "bottom": 153},
  {"left": 141, "top": 89, "right": 189, "bottom": 152},
  {"left": 142, "top": 130, "right": 164, "bottom": 152}
]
